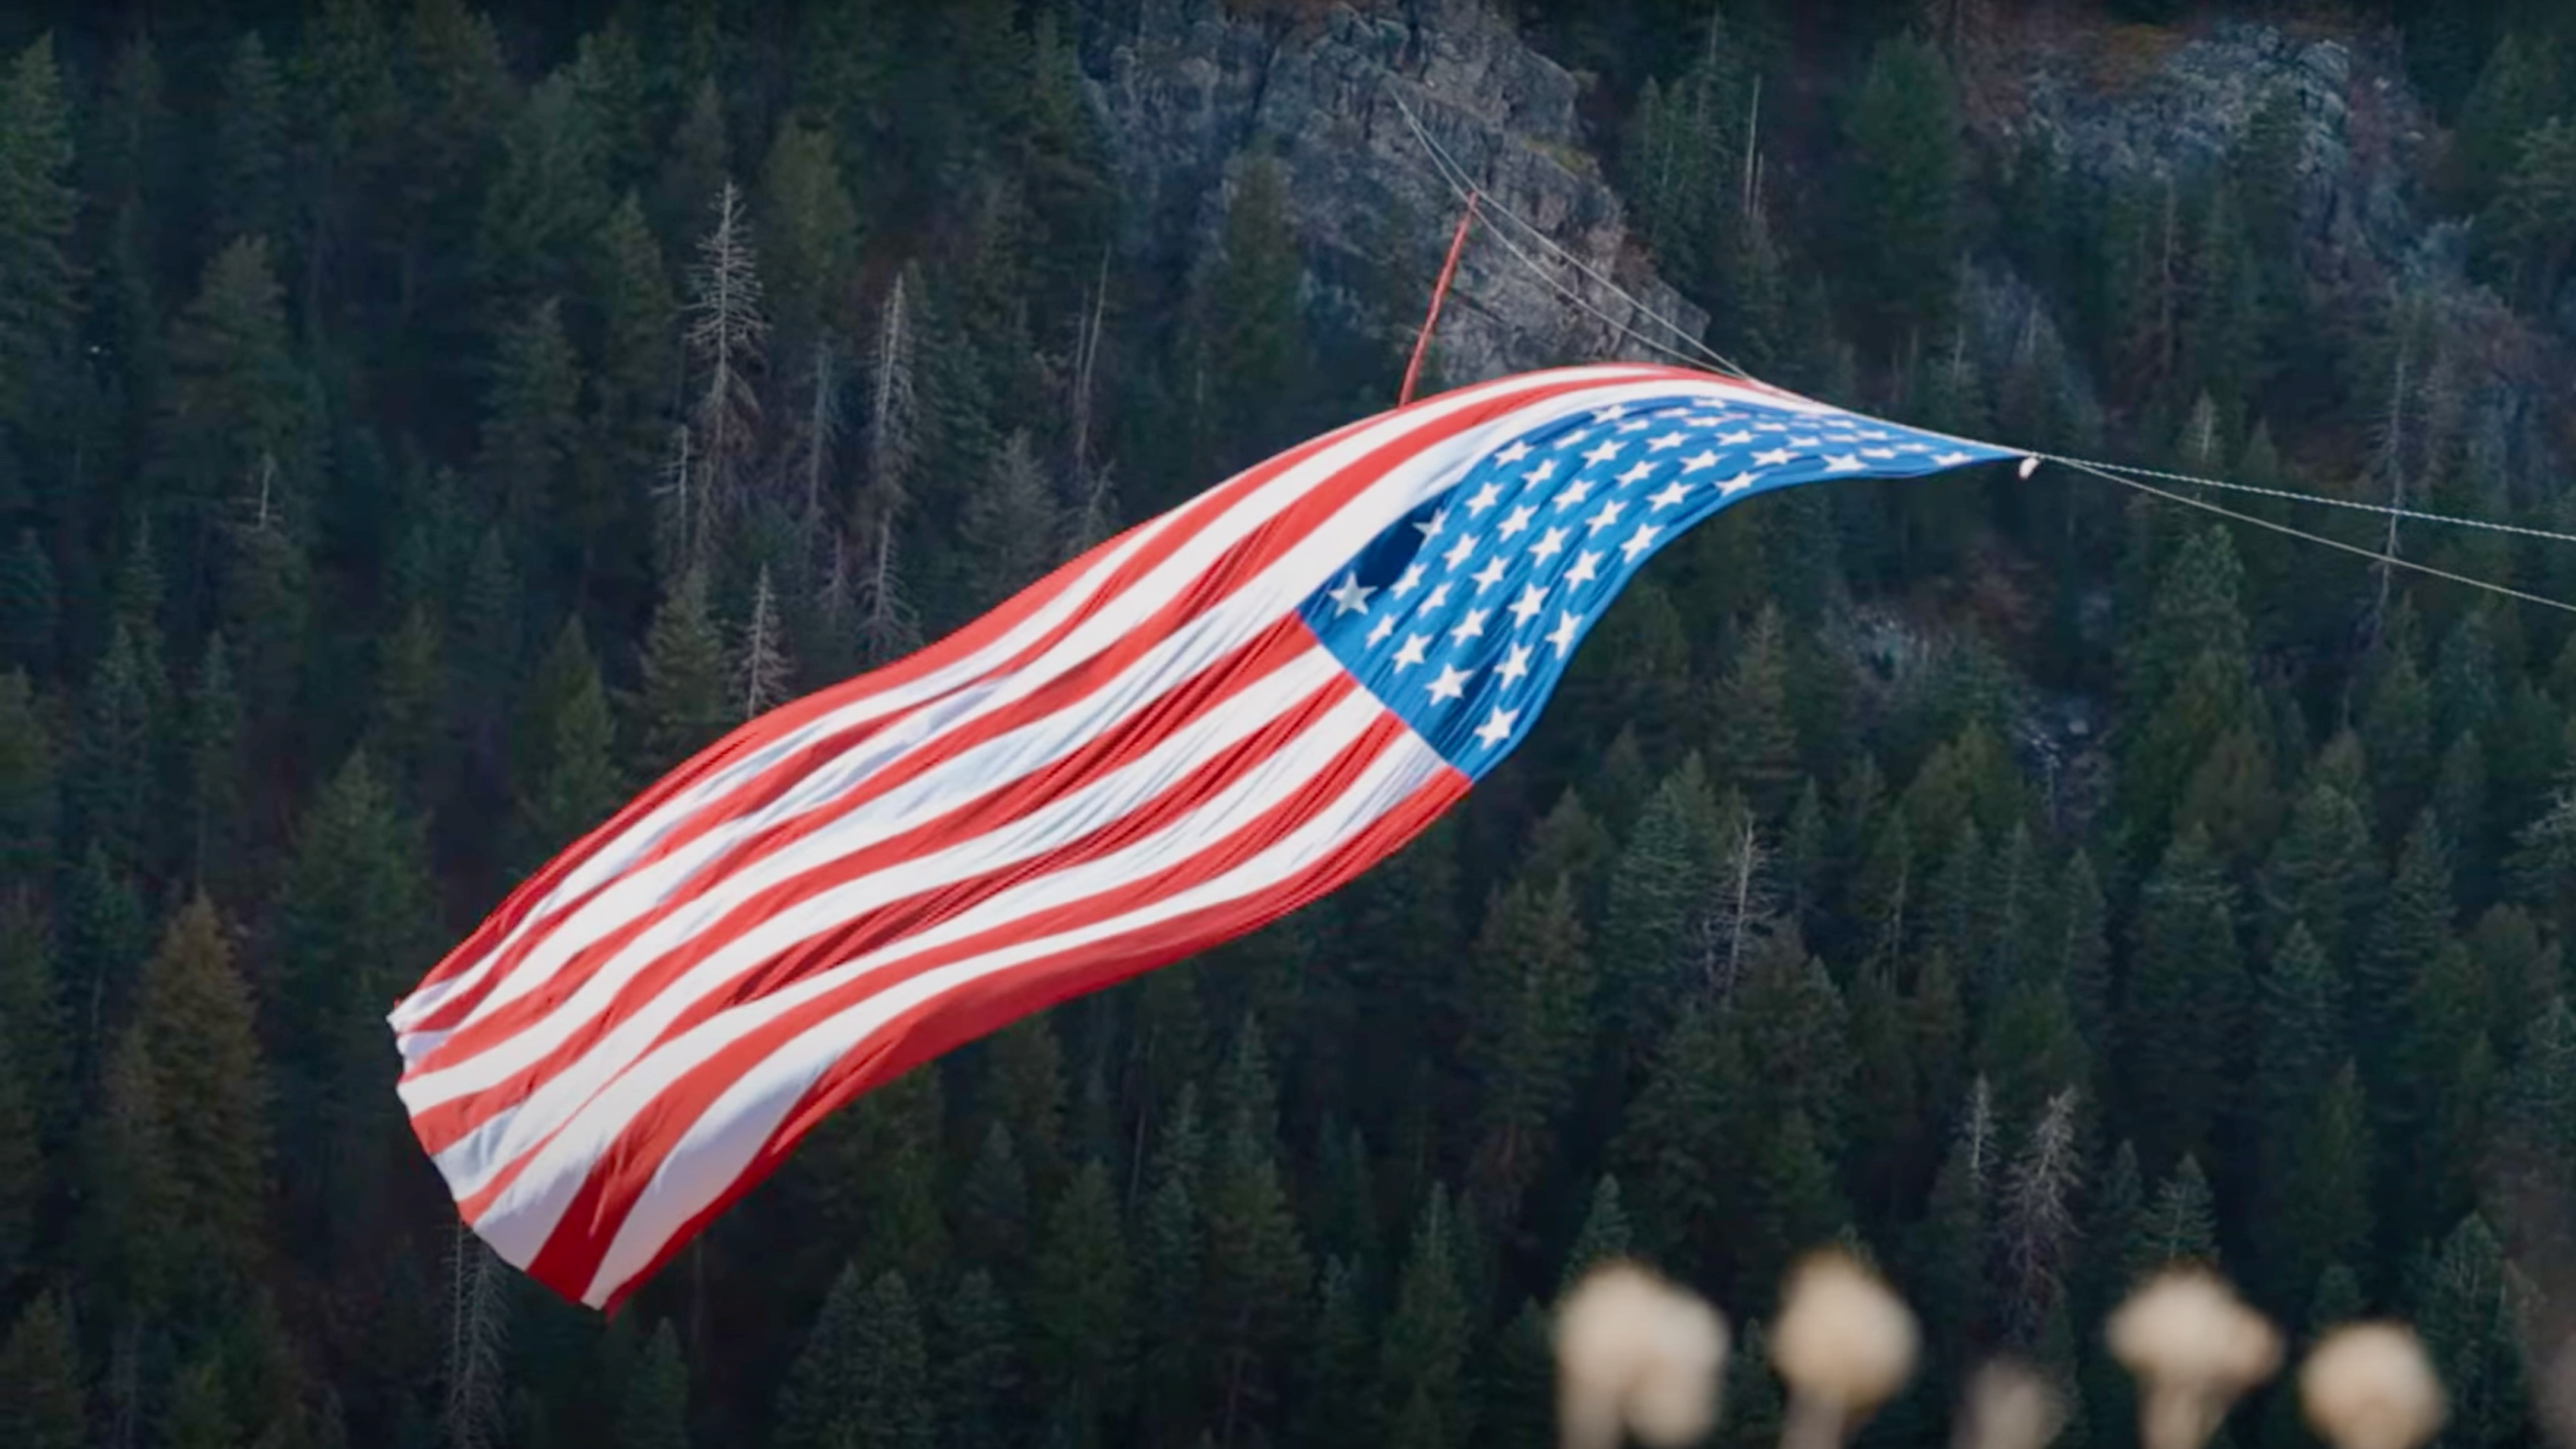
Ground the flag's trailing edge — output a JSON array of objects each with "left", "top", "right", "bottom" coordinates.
[{"left": 387, "top": 364, "right": 2025, "bottom": 1311}]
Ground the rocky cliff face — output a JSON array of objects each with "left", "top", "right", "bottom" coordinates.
[{"left": 1083, "top": 0, "right": 1705, "bottom": 388}]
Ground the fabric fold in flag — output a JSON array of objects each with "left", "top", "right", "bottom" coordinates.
[{"left": 387, "top": 363, "right": 2026, "bottom": 1311}]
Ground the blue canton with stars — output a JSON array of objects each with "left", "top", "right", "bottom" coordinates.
[{"left": 1296, "top": 394, "right": 2022, "bottom": 777}]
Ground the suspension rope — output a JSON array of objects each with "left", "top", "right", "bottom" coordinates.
[
  {"left": 2041, "top": 456, "right": 2576, "bottom": 615},
  {"left": 1388, "top": 90, "right": 1750, "bottom": 378},
  {"left": 2035, "top": 452, "right": 2576, "bottom": 548},
  {"left": 1380, "top": 80, "right": 2576, "bottom": 609}
]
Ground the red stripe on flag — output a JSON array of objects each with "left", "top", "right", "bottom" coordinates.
[{"left": 534, "top": 723, "right": 1470, "bottom": 1308}]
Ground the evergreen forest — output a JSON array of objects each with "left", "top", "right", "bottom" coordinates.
[{"left": 3, "top": 2, "right": 2576, "bottom": 1448}]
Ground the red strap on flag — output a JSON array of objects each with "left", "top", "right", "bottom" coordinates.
[{"left": 1400, "top": 193, "right": 1479, "bottom": 407}]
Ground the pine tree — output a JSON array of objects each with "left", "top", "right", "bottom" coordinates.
[
  {"left": 1464, "top": 875, "right": 1594, "bottom": 1213},
  {"left": 214, "top": 33, "right": 289, "bottom": 245},
  {"left": 0, "top": 671, "right": 52, "bottom": 889},
  {"left": 1744, "top": 1107, "right": 1847, "bottom": 1308},
  {"left": 2124, "top": 1155, "right": 2218, "bottom": 1279},
  {"left": 1293, "top": 1255, "right": 1375, "bottom": 1449},
  {"left": 2267, "top": 1062, "right": 2372, "bottom": 1314},
  {"left": 2411, "top": 1214, "right": 2530, "bottom": 1449},
  {"left": 1915, "top": 1084, "right": 1993, "bottom": 1356},
  {"left": 1597, "top": 755, "right": 1720, "bottom": 1037},
  {"left": 755, "top": 114, "right": 859, "bottom": 364},
  {"left": 2254, "top": 924, "right": 2343, "bottom": 1172},
  {"left": 957, "top": 429, "right": 1064, "bottom": 612},
  {"left": 131, "top": 894, "right": 272, "bottom": 1305},
  {"left": 155, "top": 236, "right": 311, "bottom": 527},
  {"left": 514, "top": 616, "right": 623, "bottom": 866},
  {"left": 1028, "top": 1160, "right": 1133, "bottom": 1441},
  {"left": 1562, "top": 1175, "right": 1635, "bottom": 1288},
  {"left": 1842, "top": 33, "right": 1962, "bottom": 347},
  {"left": 71, "top": 619, "right": 165, "bottom": 875},
  {"left": 1378, "top": 1185, "right": 1472, "bottom": 1449},
  {"left": 0, "top": 534, "right": 53, "bottom": 674},
  {"left": 2362, "top": 812, "right": 2454, "bottom": 1099},
  {"left": 2121, "top": 827, "right": 2244, "bottom": 1168},
  {"left": 1135, "top": 1150, "right": 1203, "bottom": 1444},
  {"left": 1710, "top": 605, "right": 1800, "bottom": 814},
  {"left": 2260, "top": 780, "right": 2381, "bottom": 961},
  {"left": 475, "top": 68, "right": 613, "bottom": 318},
  {"left": 1203, "top": 153, "right": 1309, "bottom": 468},
  {"left": 0, "top": 1292, "right": 81, "bottom": 1449},
  {"left": 1486, "top": 1298, "right": 1555, "bottom": 1449},
  {"left": 615, "top": 1321, "right": 690, "bottom": 1449},
  {"left": 733, "top": 564, "right": 793, "bottom": 720},
  {"left": 585, "top": 189, "right": 675, "bottom": 543},
  {"left": 479, "top": 296, "right": 584, "bottom": 539},
  {"left": 679, "top": 179, "right": 766, "bottom": 561},
  {"left": 2055, "top": 849, "right": 2112, "bottom": 1062},
  {"left": 182, "top": 634, "right": 244, "bottom": 891},
  {"left": 1200, "top": 1106, "right": 1311, "bottom": 1440},
  {"left": 630, "top": 565, "right": 729, "bottom": 777},
  {"left": 368, "top": 602, "right": 450, "bottom": 805},
  {"left": 1998, "top": 1087, "right": 2084, "bottom": 1347},
  {"left": 0, "top": 33, "right": 78, "bottom": 438},
  {"left": 913, "top": 1273, "right": 1008, "bottom": 1449},
  {"left": 441, "top": 1226, "right": 511, "bottom": 1449},
  {"left": 1614, "top": 1005, "right": 1752, "bottom": 1276}
]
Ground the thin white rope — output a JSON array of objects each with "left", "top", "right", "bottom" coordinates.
[
  {"left": 2039, "top": 452, "right": 2576, "bottom": 548},
  {"left": 1379, "top": 81, "right": 2576, "bottom": 598},
  {"left": 1454, "top": 201, "right": 1720, "bottom": 371},
  {"left": 1388, "top": 90, "right": 1751, "bottom": 378},
  {"left": 2045, "top": 455, "right": 2576, "bottom": 616}
]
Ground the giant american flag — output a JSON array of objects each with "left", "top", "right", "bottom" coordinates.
[{"left": 388, "top": 364, "right": 2024, "bottom": 1310}]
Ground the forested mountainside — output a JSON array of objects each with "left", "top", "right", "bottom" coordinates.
[{"left": 5, "top": 1, "right": 2576, "bottom": 1447}]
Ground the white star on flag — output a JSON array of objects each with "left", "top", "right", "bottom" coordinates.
[
  {"left": 1470, "top": 557, "right": 1508, "bottom": 593},
  {"left": 1584, "top": 442, "right": 1622, "bottom": 466},
  {"left": 1717, "top": 471, "right": 1760, "bottom": 496},
  {"left": 1493, "top": 441, "right": 1531, "bottom": 464},
  {"left": 1496, "top": 643, "right": 1533, "bottom": 685},
  {"left": 1552, "top": 479, "right": 1593, "bottom": 512},
  {"left": 1547, "top": 610, "right": 1582, "bottom": 656},
  {"left": 1441, "top": 533, "right": 1478, "bottom": 570},
  {"left": 1566, "top": 551, "right": 1603, "bottom": 587},
  {"left": 1754, "top": 448, "right": 1795, "bottom": 467},
  {"left": 1419, "top": 582, "right": 1450, "bottom": 612},
  {"left": 1617, "top": 463, "right": 1656, "bottom": 486},
  {"left": 1391, "top": 633, "right": 1429, "bottom": 669},
  {"left": 1530, "top": 527, "right": 1568, "bottom": 562},
  {"left": 1620, "top": 524, "right": 1662, "bottom": 563},
  {"left": 1718, "top": 430, "right": 1754, "bottom": 445},
  {"left": 1508, "top": 583, "right": 1547, "bottom": 626},
  {"left": 1590, "top": 404, "right": 1627, "bottom": 422},
  {"left": 1427, "top": 664, "right": 1473, "bottom": 704},
  {"left": 1647, "top": 480, "right": 1691, "bottom": 511},
  {"left": 1474, "top": 706, "right": 1518, "bottom": 748},
  {"left": 1465, "top": 480, "right": 1502, "bottom": 513},
  {"left": 1414, "top": 508, "right": 1447, "bottom": 542},
  {"left": 1584, "top": 500, "right": 1625, "bottom": 535},
  {"left": 1824, "top": 455, "right": 1866, "bottom": 473},
  {"left": 1681, "top": 451, "right": 1720, "bottom": 473},
  {"left": 1648, "top": 433, "right": 1686, "bottom": 451},
  {"left": 1366, "top": 615, "right": 1396, "bottom": 646},
  {"left": 1448, "top": 609, "right": 1489, "bottom": 645},
  {"left": 1390, "top": 563, "right": 1425, "bottom": 597},
  {"left": 1324, "top": 574, "right": 1375, "bottom": 615},
  {"left": 1522, "top": 460, "right": 1558, "bottom": 485}
]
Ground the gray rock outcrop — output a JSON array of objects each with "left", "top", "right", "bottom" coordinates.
[{"left": 1084, "top": 0, "right": 1707, "bottom": 387}]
